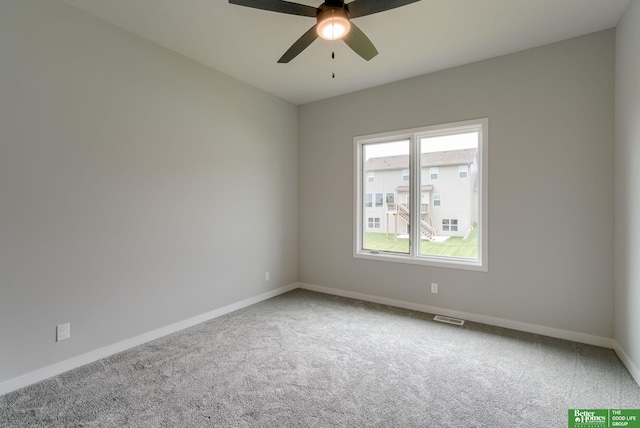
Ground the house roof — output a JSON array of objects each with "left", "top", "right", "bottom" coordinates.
[{"left": 366, "top": 149, "right": 477, "bottom": 172}]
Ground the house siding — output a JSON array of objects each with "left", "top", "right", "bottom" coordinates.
[{"left": 364, "top": 150, "right": 478, "bottom": 237}]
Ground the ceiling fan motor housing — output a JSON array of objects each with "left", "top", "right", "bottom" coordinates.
[
  {"left": 229, "top": 0, "right": 423, "bottom": 62},
  {"left": 316, "top": 8, "right": 351, "bottom": 40}
]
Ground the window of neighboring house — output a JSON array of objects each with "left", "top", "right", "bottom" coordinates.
[
  {"left": 459, "top": 165, "right": 468, "bottom": 179},
  {"left": 354, "top": 118, "right": 488, "bottom": 271},
  {"left": 430, "top": 167, "right": 439, "bottom": 180},
  {"left": 386, "top": 193, "right": 395, "bottom": 210},
  {"left": 367, "top": 172, "right": 375, "bottom": 182},
  {"left": 442, "top": 219, "right": 458, "bottom": 232}
]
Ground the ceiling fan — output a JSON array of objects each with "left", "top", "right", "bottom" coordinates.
[{"left": 229, "top": 0, "right": 421, "bottom": 63}]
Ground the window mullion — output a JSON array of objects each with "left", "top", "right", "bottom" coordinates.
[{"left": 409, "top": 136, "right": 420, "bottom": 258}]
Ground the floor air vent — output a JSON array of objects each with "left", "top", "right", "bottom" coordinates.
[{"left": 433, "top": 315, "right": 465, "bottom": 326}]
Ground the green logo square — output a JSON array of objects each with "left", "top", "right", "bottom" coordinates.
[{"left": 569, "top": 409, "right": 640, "bottom": 428}]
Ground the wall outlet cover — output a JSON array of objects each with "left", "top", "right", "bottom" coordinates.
[{"left": 56, "top": 323, "right": 71, "bottom": 342}]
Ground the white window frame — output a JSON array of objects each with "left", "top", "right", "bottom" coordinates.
[
  {"left": 354, "top": 118, "right": 488, "bottom": 271},
  {"left": 401, "top": 169, "right": 409, "bottom": 181},
  {"left": 459, "top": 165, "right": 468, "bottom": 179},
  {"left": 443, "top": 218, "right": 459, "bottom": 232},
  {"left": 433, "top": 193, "right": 442, "bottom": 207},
  {"left": 367, "top": 172, "right": 375, "bottom": 183},
  {"left": 430, "top": 167, "right": 439, "bottom": 180},
  {"left": 386, "top": 193, "right": 395, "bottom": 210},
  {"left": 375, "top": 193, "right": 383, "bottom": 207}
]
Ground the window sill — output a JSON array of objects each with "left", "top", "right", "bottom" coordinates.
[{"left": 354, "top": 250, "right": 488, "bottom": 272}]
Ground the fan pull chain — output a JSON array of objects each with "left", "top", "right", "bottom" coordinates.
[
  {"left": 332, "top": 40, "right": 335, "bottom": 78},
  {"left": 331, "top": 10, "right": 335, "bottom": 78}
]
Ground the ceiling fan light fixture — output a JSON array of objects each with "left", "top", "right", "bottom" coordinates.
[{"left": 316, "top": 8, "right": 351, "bottom": 40}]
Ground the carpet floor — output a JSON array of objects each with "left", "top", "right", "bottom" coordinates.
[{"left": 1, "top": 289, "right": 639, "bottom": 427}]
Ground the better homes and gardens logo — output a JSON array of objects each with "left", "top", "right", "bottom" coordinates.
[
  {"left": 571, "top": 410, "right": 607, "bottom": 427},
  {"left": 569, "top": 409, "right": 640, "bottom": 428}
]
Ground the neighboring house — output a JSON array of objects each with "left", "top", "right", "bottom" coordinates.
[{"left": 364, "top": 148, "right": 478, "bottom": 239}]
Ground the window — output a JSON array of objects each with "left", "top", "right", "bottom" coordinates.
[
  {"left": 442, "top": 219, "right": 458, "bottom": 232},
  {"left": 365, "top": 193, "right": 372, "bottom": 208},
  {"left": 386, "top": 193, "right": 395, "bottom": 204},
  {"left": 354, "top": 118, "right": 488, "bottom": 271},
  {"left": 386, "top": 193, "right": 395, "bottom": 210},
  {"left": 367, "top": 172, "right": 375, "bottom": 182},
  {"left": 430, "top": 167, "right": 439, "bottom": 180},
  {"left": 361, "top": 140, "right": 410, "bottom": 254}
]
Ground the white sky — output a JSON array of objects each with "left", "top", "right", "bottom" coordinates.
[{"left": 364, "top": 132, "right": 478, "bottom": 160}]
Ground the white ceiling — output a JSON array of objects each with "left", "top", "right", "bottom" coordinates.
[{"left": 60, "top": 0, "right": 630, "bottom": 105}]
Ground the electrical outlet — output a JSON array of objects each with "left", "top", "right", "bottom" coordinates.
[
  {"left": 265, "top": 272, "right": 270, "bottom": 282},
  {"left": 431, "top": 283, "right": 438, "bottom": 294},
  {"left": 56, "top": 323, "right": 70, "bottom": 342}
]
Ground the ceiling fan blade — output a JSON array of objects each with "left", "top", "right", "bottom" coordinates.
[
  {"left": 346, "top": 0, "right": 420, "bottom": 19},
  {"left": 229, "top": 0, "right": 318, "bottom": 17},
  {"left": 342, "top": 22, "right": 378, "bottom": 61},
  {"left": 278, "top": 25, "right": 319, "bottom": 63}
]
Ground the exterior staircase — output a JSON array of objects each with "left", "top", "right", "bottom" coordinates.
[
  {"left": 397, "top": 204, "right": 436, "bottom": 241},
  {"left": 463, "top": 224, "right": 474, "bottom": 240}
]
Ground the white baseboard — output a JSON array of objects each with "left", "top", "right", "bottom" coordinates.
[
  {"left": 0, "top": 283, "right": 298, "bottom": 396},
  {"left": 299, "top": 283, "right": 640, "bottom": 387},
  {"left": 298, "top": 282, "right": 616, "bottom": 349},
  {"left": 4, "top": 282, "right": 637, "bottom": 396},
  {"left": 612, "top": 340, "right": 640, "bottom": 387}
]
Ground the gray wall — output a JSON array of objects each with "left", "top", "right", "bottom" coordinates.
[
  {"left": 1, "top": 0, "right": 629, "bottom": 390},
  {"left": 615, "top": 0, "right": 640, "bottom": 380},
  {"left": 0, "top": 0, "right": 298, "bottom": 383},
  {"left": 299, "top": 30, "right": 615, "bottom": 337}
]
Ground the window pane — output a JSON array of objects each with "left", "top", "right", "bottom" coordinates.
[
  {"left": 385, "top": 193, "right": 395, "bottom": 210},
  {"left": 419, "top": 132, "right": 479, "bottom": 259},
  {"left": 430, "top": 167, "right": 438, "bottom": 180},
  {"left": 363, "top": 140, "right": 410, "bottom": 254},
  {"left": 365, "top": 193, "right": 372, "bottom": 207}
]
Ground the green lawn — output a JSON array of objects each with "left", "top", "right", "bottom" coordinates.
[{"left": 364, "top": 225, "right": 478, "bottom": 258}]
